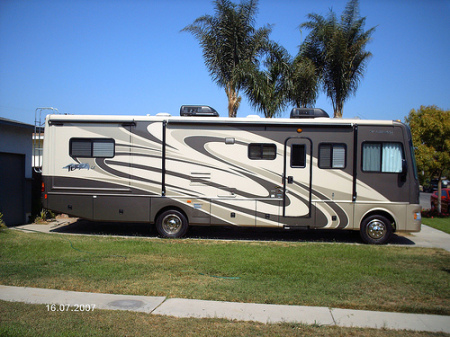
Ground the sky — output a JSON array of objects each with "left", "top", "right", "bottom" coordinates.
[{"left": 0, "top": 0, "right": 449, "bottom": 126}]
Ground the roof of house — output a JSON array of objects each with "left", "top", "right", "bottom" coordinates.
[{"left": 0, "top": 117, "right": 34, "bottom": 130}]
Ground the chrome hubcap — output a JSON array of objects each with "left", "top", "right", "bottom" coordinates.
[
  {"left": 162, "top": 214, "right": 182, "bottom": 235},
  {"left": 366, "top": 219, "right": 386, "bottom": 239}
]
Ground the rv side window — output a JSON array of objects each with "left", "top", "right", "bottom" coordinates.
[
  {"left": 70, "top": 138, "right": 115, "bottom": 158},
  {"left": 248, "top": 144, "right": 276, "bottom": 160},
  {"left": 319, "top": 143, "right": 346, "bottom": 169},
  {"left": 362, "top": 142, "right": 404, "bottom": 173},
  {"left": 291, "top": 144, "right": 306, "bottom": 168}
]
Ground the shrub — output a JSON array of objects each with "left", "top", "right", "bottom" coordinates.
[
  {"left": 34, "top": 209, "right": 57, "bottom": 223},
  {"left": 421, "top": 209, "right": 450, "bottom": 218},
  {"left": 0, "top": 212, "right": 7, "bottom": 230}
]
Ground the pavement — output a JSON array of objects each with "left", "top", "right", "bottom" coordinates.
[
  {"left": 405, "top": 223, "right": 450, "bottom": 252},
  {"left": 2, "top": 220, "right": 449, "bottom": 333},
  {"left": 13, "top": 217, "right": 450, "bottom": 252},
  {"left": 1, "top": 285, "right": 449, "bottom": 333}
]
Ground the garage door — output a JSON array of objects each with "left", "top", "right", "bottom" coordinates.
[{"left": 0, "top": 152, "right": 25, "bottom": 226}]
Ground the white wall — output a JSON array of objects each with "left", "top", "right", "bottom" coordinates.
[{"left": 0, "top": 122, "right": 33, "bottom": 179}]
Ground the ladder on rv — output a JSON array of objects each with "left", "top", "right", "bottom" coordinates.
[{"left": 33, "top": 107, "right": 59, "bottom": 173}]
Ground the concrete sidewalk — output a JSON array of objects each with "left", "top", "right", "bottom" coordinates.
[
  {"left": 0, "top": 285, "right": 449, "bottom": 333},
  {"left": 405, "top": 224, "right": 450, "bottom": 252}
]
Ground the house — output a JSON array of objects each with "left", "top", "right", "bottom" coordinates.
[{"left": 0, "top": 117, "right": 34, "bottom": 225}]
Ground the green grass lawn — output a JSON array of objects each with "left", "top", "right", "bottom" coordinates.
[
  {"left": 1, "top": 301, "right": 446, "bottom": 337},
  {"left": 422, "top": 217, "right": 450, "bottom": 234},
  {"left": 1, "top": 229, "right": 449, "bottom": 316}
]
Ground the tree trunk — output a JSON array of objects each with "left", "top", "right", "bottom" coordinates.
[
  {"left": 438, "top": 178, "right": 442, "bottom": 213},
  {"left": 334, "top": 109, "right": 343, "bottom": 118},
  {"left": 225, "top": 83, "right": 241, "bottom": 117},
  {"left": 334, "top": 100, "right": 343, "bottom": 118},
  {"left": 331, "top": 96, "right": 344, "bottom": 118}
]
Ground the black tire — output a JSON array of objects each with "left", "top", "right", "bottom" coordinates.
[
  {"left": 155, "top": 209, "right": 189, "bottom": 238},
  {"left": 360, "top": 214, "right": 393, "bottom": 245}
]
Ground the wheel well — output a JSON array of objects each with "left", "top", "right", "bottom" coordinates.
[
  {"left": 154, "top": 206, "right": 188, "bottom": 224},
  {"left": 361, "top": 211, "right": 396, "bottom": 232}
]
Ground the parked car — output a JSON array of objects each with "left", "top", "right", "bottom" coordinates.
[{"left": 430, "top": 188, "right": 450, "bottom": 213}]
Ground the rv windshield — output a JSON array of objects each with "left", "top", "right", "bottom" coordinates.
[{"left": 407, "top": 126, "right": 419, "bottom": 180}]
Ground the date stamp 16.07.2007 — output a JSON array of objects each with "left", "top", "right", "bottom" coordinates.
[{"left": 46, "top": 304, "right": 96, "bottom": 312}]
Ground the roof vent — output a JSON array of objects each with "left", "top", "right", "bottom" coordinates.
[
  {"left": 180, "top": 105, "right": 219, "bottom": 117},
  {"left": 156, "top": 112, "right": 171, "bottom": 117},
  {"left": 290, "top": 108, "right": 329, "bottom": 119}
]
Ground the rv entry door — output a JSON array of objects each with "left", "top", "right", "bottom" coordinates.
[{"left": 283, "top": 137, "right": 312, "bottom": 218}]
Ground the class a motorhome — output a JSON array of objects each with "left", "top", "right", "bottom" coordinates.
[{"left": 40, "top": 106, "right": 421, "bottom": 244}]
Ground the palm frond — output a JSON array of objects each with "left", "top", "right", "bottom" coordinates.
[
  {"left": 182, "top": 0, "right": 273, "bottom": 117},
  {"left": 299, "top": 0, "right": 375, "bottom": 117}
]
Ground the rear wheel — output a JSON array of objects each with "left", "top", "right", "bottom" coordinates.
[
  {"left": 360, "top": 214, "right": 392, "bottom": 244},
  {"left": 155, "top": 209, "right": 188, "bottom": 238}
]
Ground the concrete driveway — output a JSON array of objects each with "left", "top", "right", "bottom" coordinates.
[{"left": 15, "top": 215, "right": 450, "bottom": 252}]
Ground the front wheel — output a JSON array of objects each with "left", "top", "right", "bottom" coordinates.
[
  {"left": 360, "top": 215, "right": 393, "bottom": 244},
  {"left": 155, "top": 209, "right": 189, "bottom": 238}
]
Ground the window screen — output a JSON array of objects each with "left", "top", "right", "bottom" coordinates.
[
  {"left": 248, "top": 144, "right": 276, "bottom": 160},
  {"left": 291, "top": 144, "right": 306, "bottom": 168},
  {"left": 70, "top": 139, "right": 115, "bottom": 158},
  {"left": 362, "top": 142, "right": 403, "bottom": 173},
  {"left": 319, "top": 144, "right": 346, "bottom": 169}
]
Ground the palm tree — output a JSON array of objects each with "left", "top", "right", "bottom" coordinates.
[
  {"left": 288, "top": 55, "right": 319, "bottom": 108},
  {"left": 300, "top": 0, "right": 376, "bottom": 117},
  {"left": 182, "top": 0, "right": 272, "bottom": 117},
  {"left": 244, "top": 42, "right": 291, "bottom": 118}
]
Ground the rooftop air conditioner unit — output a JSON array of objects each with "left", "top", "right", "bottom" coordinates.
[
  {"left": 290, "top": 108, "right": 329, "bottom": 119},
  {"left": 180, "top": 105, "right": 219, "bottom": 117}
]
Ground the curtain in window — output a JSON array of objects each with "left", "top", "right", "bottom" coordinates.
[
  {"left": 93, "top": 141, "right": 114, "bottom": 157},
  {"left": 382, "top": 143, "right": 402, "bottom": 173},
  {"left": 332, "top": 145, "right": 346, "bottom": 168},
  {"left": 362, "top": 143, "right": 381, "bottom": 172}
]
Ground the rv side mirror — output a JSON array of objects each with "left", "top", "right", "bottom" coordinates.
[
  {"left": 400, "top": 159, "right": 407, "bottom": 181},
  {"left": 401, "top": 159, "right": 407, "bottom": 174}
]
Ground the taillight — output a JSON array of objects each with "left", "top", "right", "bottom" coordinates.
[{"left": 41, "top": 181, "right": 45, "bottom": 192}]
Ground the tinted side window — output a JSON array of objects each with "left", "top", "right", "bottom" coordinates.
[
  {"left": 248, "top": 144, "right": 276, "bottom": 160},
  {"left": 319, "top": 143, "right": 346, "bottom": 169},
  {"left": 70, "top": 138, "right": 115, "bottom": 158},
  {"left": 291, "top": 144, "right": 306, "bottom": 168}
]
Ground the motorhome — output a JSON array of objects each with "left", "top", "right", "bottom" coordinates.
[{"left": 40, "top": 106, "right": 421, "bottom": 244}]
